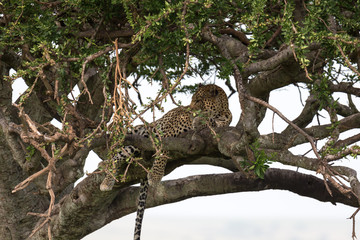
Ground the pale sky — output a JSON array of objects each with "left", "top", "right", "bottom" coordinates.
[{"left": 11, "top": 75, "right": 360, "bottom": 240}]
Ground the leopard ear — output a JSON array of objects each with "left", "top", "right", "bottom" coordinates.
[{"left": 212, "top": 88, "right": 219, "bottom": 96}]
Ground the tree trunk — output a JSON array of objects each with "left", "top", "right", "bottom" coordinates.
[{"left": 0, "top": 58, "right": 48, "bottom": 239}]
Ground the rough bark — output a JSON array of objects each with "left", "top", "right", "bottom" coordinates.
[
  {"left": 31, "top": 169, "right": 359, "bottom": 240},
  {"left": 0, "top": 53, "right": 49, "bottom": 239}
]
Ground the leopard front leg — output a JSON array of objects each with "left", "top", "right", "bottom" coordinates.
[{"left": 147, "top": 153, "right": 168, "bottom": 187}]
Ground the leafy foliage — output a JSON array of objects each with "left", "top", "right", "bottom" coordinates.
[{"left": 240, "top": 140, "right": 275, "bottom": 179}]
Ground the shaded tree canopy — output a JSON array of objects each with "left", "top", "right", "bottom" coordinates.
[{"left": 1, "top": 0, "right": 360, "bottom": 239}]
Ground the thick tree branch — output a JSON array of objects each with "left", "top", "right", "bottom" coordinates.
[
  {"left": 246, "top": 62, "right": 311, "bottom": 97},
  {"left": 328, "top": 82, "right": 360, "bottom": 97},
  {"left": 301, "top": 112, "right": 360, "bottom": 145},
  {"left": 246, "top": 46, "right": 324, "bottom": 97},
  {"left": 259, "top": 112, "right": 360, "bottom": 150},
  {"left": 267, "top": 149, "right": 319, "bottom": 171},
  {"left": 123, "top": 126, "right": 247, "bottom": 164},
  {"left": 218, "top": 28, "right": 250, "bottom": 45},
  {"left": 201, "top": 30, "right": 249, "bottom": 62},
  {"left": 243, "top": 46, "right": 294, "bottom": 76},
  {"left": 32, "top": 168, "right": 358, "bottom": 239},
  {"left": 0, "top": 59, "right": 49, "bottom": 239}
]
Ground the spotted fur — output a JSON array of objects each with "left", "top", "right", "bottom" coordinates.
[
  {"left": 99, "top": 84, "right": 232, "bottom": 240},
  {"left": 134, "top": 180, "right": 149, "bottom": 240}
]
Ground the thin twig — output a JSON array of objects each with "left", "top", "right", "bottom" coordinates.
[
  {"left": 86, "top": 17, "right": 104, "bottom": 49},
  {"left": 79, "top": 46, "right": 114, "bottom": 104},
  {"left": 13, "top": 0, "right": 24, "bottom": 26},
  {"left": 76, "top": 84, "right": 109, "bottom": 147},
  {"left": 272, "top": 112, "right": 275, "bottom": 143},
  {"left": 130, "top": 4, "right": 191, "bottom": 123},
  {"left": 349, "top": 207, "right": 360, "bottom": 240},
  {"left": 337, "top": 44, "right": 360, "bottom": 78}
]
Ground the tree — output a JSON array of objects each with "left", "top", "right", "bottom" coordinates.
[{"left": 1, "top": 0, "right": 360, "bottom": 239}]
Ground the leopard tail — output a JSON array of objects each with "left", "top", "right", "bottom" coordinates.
[{"left": 134, "top": 180, "right": 149, "bottom": 240}]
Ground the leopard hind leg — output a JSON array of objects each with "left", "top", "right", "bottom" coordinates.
[{"left": 100, "top": 145, "right": 139, "bottom": 191}]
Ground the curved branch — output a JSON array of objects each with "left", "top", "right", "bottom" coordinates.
[
  {"left": 246, "top": 63, "right": 311, "bottom": 97},
  {"left": 267, "top": 149, "right": 319, "bottom": 171},
  {"left": 31, "top": 168, "right": 359, "bottom": 239},
  {"left": 328, "top": 82, "right": 360, "bottom": 97},
  {"left": 301, "top": 112, "right": 360, "bottom": 144},
  {"left": 260, "top": 112, "right": 360, "bottom": 150},
  {"left": 123, "top": 132, "right": 205, "bottom": 155},
  {"left": 201, "top": 28, "right": 249, "bottom": 62},
  {"left": 218, "top": 28, "right": 250, "bottom": 45},
  {"left": 243, "top": 46, "right": 294, "bottom": 76},
  {"left": 123, "top": 126, "right": 244, "bottom": 158},
  {"left": 246, "top": 46, "right": 324, "bottom": 97}
]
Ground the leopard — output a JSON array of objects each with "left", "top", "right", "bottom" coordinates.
[{"left": 99, "top": 84, "right": 232, "bottom": 240}]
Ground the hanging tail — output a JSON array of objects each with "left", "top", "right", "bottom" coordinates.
[{"left": 134, "top": 180, "right": 149, "bottom": 240}]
